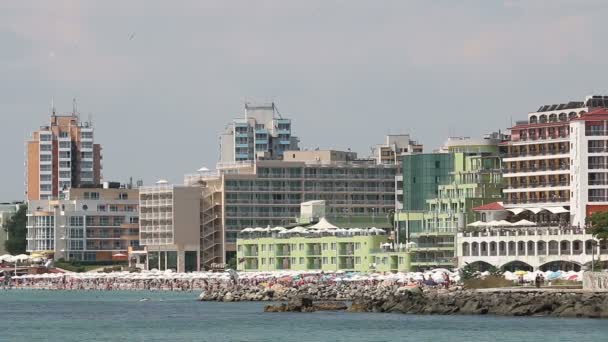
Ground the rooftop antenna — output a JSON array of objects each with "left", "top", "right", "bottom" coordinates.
[
  {"left": 72, "top": 97, "right": 78, "bottom": 118},
  {"left": 51, "top": 96, "right": 56, "bottom": 116}
]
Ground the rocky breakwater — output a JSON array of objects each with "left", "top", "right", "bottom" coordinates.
[
  {"left": 348, "top": 288, "right": 608, "bottom": 318},
  {"left": 198, "top": 283, "right": 373, "bottom": 302}
]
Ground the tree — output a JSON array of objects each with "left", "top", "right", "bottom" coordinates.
[
  {"left": 589, "top": 211, "right": 608, "bottom": 241},
  {"left": 4, "top": 204, "right": 27, "bottom": 255}
]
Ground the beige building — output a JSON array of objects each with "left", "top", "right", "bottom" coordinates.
[
  {"left": 186, "top": 150, "right": 398, "bottom": 262},
  {"left": 26, "top": 109, "right": 102, "bottom": 201},
  {"left": 139, "top": 183, "right": 208, "bottom": 272},
  {"left": 27, "top": 184, "right": 139, "bottom": 262}
]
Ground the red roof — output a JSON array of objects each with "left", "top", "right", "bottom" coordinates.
[
  {"left": 472, "top": 202, "right": 504, "bottom": 211},
  {"left": 571, "top": 108, "right": 608, "bottom": 121}
]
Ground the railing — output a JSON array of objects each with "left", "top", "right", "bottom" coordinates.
[
  {"left": 507, "top": 181, "right": 569, "bottom": 189},
  {"left": 503, "top": 165, "right": 569, "bottom": 173},
  {"left": 503, "top": 197, "right": 569, "bottom": 204},
  {"left": 589, "top": 196, "right": 608, "bottom": 203},
  {"left": 589, "top": 164, "right": 608, "bottom": 170},
  {"left": 588, "top": 147, "right": 608, "bottom": 153},
  {"left": 504, "top": 149, "right": 569, "bottom": 158},
  {"left": 589, "top": 180, "right": 608, "bottom": 185},
  {"left": 586, "top": 130, "right": 608, "bottom": 136}
]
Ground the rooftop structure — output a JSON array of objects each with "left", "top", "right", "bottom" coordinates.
[
  {"left": 219, "top": 102, "right": 299, "bottom": 163},
  {"left": 371, "top": 134, "right": 423, "bottom": 165}
]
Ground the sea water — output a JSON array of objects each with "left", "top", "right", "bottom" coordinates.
[{"left": 0, "top": 290, "right": 607, "bottom": 342}]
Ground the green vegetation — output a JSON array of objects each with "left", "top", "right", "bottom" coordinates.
[
  {"left": 588, "top": 211, "right": 608, "bottom": 242},
  {"left": 3, "top": 204, "right": 27, "bottom": 255}
]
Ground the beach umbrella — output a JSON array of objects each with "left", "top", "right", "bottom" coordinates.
[
  {"left": 512, "top": 219, "right": 536, "bottom": 226},
  {"left": 13, "top": 254, "right": 31, "bottom": 261},
  {"left": 467, "top": 221, "right": 484, "bottom": 227},
  {"left": 0, "top": 254, "right": 13, "bottom": 262}
]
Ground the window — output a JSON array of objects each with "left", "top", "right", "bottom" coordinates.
[
  {"left": 355, "top": 257, "right": 361, "bottom": 264},
  {"left": 331, "top": 243, "right": 336, "bottom": 250},
  {"left": 299, "top": 257, "right": 304, "bottom": 264},
  {"left": 261, "top": 245, "right": 266, "bottom": 252},
  {"left": 40, "top": 144, "right": 52, "bottom": 152},
  {"left": 323, "top": 257, "right": 328, "bottom": 264},
  {"left": 269, "top": 258, "right": 274, "bottom": 265},
  {"left": 59, "top": 171, "right": 71, "bottom": 179},
  {"left": 59, "top": 151, "right": 71, "bottom": 159},
  {"left": 70, "top": 216, "right": 84, "bottom": 227},
  {"left": 99, "top": 217, "right": 109, "bottom": 226},
  {"left": 269, "top": 245, "right": 274, "bottom": 252},
  {"left": 40, "top": 134, "right": 52, "bottom": 142},
  {"left": 291, "top": 257, "right": 296, "bottom": 264},
  {"left": 97, "top": 205, "right": 106, "bottom": 212},
  {"left": 40, "top": 164, "right": 52, "bottom": 172},
  {"left": 59, "top": 161, "right": 71, "bottom": 168},
  {"left": 322, "top": 243, "right": 327, "bottom": 251},
  {"left": 40, "top": 174, "right": 52, "bottom": 182},
  {"left": 81, "top": 132, "right": 93, "bottom": 139},
  {"left": 109, "top": 205, "right": 118, "bottom": 212},
  {"left": 261, "top": 258, "right": 266, "bottom": 265},
  {"left": 59, "top": 141, "right": 71, "bottom": 148},
  {"left": 331, "top": 257, "right": 336, "bottom": 264},
  {"left": 119, "top": 193, "right": 128, "bottom": 200},
  {"left": 299, "top": 243, "right": 304, "bottom": 251},
  {"left": 40, "top": 155, "right": 52, "bottom": 162}
]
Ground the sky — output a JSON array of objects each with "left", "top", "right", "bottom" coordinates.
[{"left": 1, "top": 0, "right": 608, "bottom": 200}]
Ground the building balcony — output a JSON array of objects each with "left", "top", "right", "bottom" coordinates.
[
  {"left": 503, "top": 165, "right": 569, "bottom": 174},
  {"left": 503, "top": 149, "right": 569, "bottom": 159},
  {"left": 505, "top": 181, "right": 569, "bottom": 190},
  {"left": 503, "top": 197, "right": 569, "bottom": 205}
]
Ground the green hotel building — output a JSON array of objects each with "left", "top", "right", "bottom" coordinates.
[
  {"left": 237, "top": 233, "right": 411, "bottom": 272},
  {"left": 396, "top": 134, "right": 505, "bottom": 270}
]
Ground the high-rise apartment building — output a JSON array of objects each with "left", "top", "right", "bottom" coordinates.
[
  {"left": 26, "top": 109, "right": 102, "bottom": 200},
  {"left": 26, "top": 184, "right": 139, "bottom": 262},
  {"left": 219, "top": 103, "right": 299, "bottom": 163}
]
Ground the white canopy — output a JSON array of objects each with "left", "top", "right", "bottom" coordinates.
[
  {"left": 270, "top": 227, "right": 286, "bottom": 232},
  {"left": 526, "top": 207, "right": 544, "bottom": 214},
  {"left": 487, "top": 220, "right": 512, "bottom": 227},
  {"left": 309, "top": 217, "right": 339, "bottom": 230},
  {"left": 543, "top": 206, "right": 569, "bottom": 214},
  {"left": 241, "top": 228, "right": 254, "bottom": 233},
  {"left": 13, "top": 254, "right": 31, "bottom": 261},
  {"left": 467, "top": 221, "right": 484, "bottom": 227},
  {"left": 0, "top": 254, "right": 13, "bottom": 262},
  {"left": 512, "top": 219, "right": 536, "bottom": 226}
]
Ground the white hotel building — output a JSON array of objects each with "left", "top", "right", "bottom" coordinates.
[{"left": 457, "top": 95, "right": 608, "bottom": 271}]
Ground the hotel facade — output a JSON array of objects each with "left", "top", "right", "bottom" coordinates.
[{"left": 26, "top": 184, "right": 139, "bottom": 262}]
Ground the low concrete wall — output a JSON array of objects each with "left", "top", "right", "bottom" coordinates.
[{"left": 583, "top": 272, "right": 608, "bottom": 290}]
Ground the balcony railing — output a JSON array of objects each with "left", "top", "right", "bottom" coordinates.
[
  {"left": 586, "top": 130, "right": 608, "bottom": 136},
  {"left": 504, "top": 149, "right": 569, "bottom": 158},
  {"left": 507, "top": 181, "right": 569, "bottom": 189},
  {"left": 503, "top": 197, "right": 569, "bottom": 204},
  {"left": 503, "top": 165, "right": 569, "bottom": 173}
]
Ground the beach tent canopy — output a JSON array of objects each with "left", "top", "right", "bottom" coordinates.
[
  {"left": 512, "top": 219, "right": 536, "bottom": 226},
  {"left": 543, "top": 206, "right": 569, "bottom": 214},
  {"left": 467, "top": 221, "right": 484, "bottom": 227},
  {"left": 241, "top": 228, "right": 254, "bottom": 233},
  {"left": 309, "top": 217, "right": 339, "bottom": 230}
]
